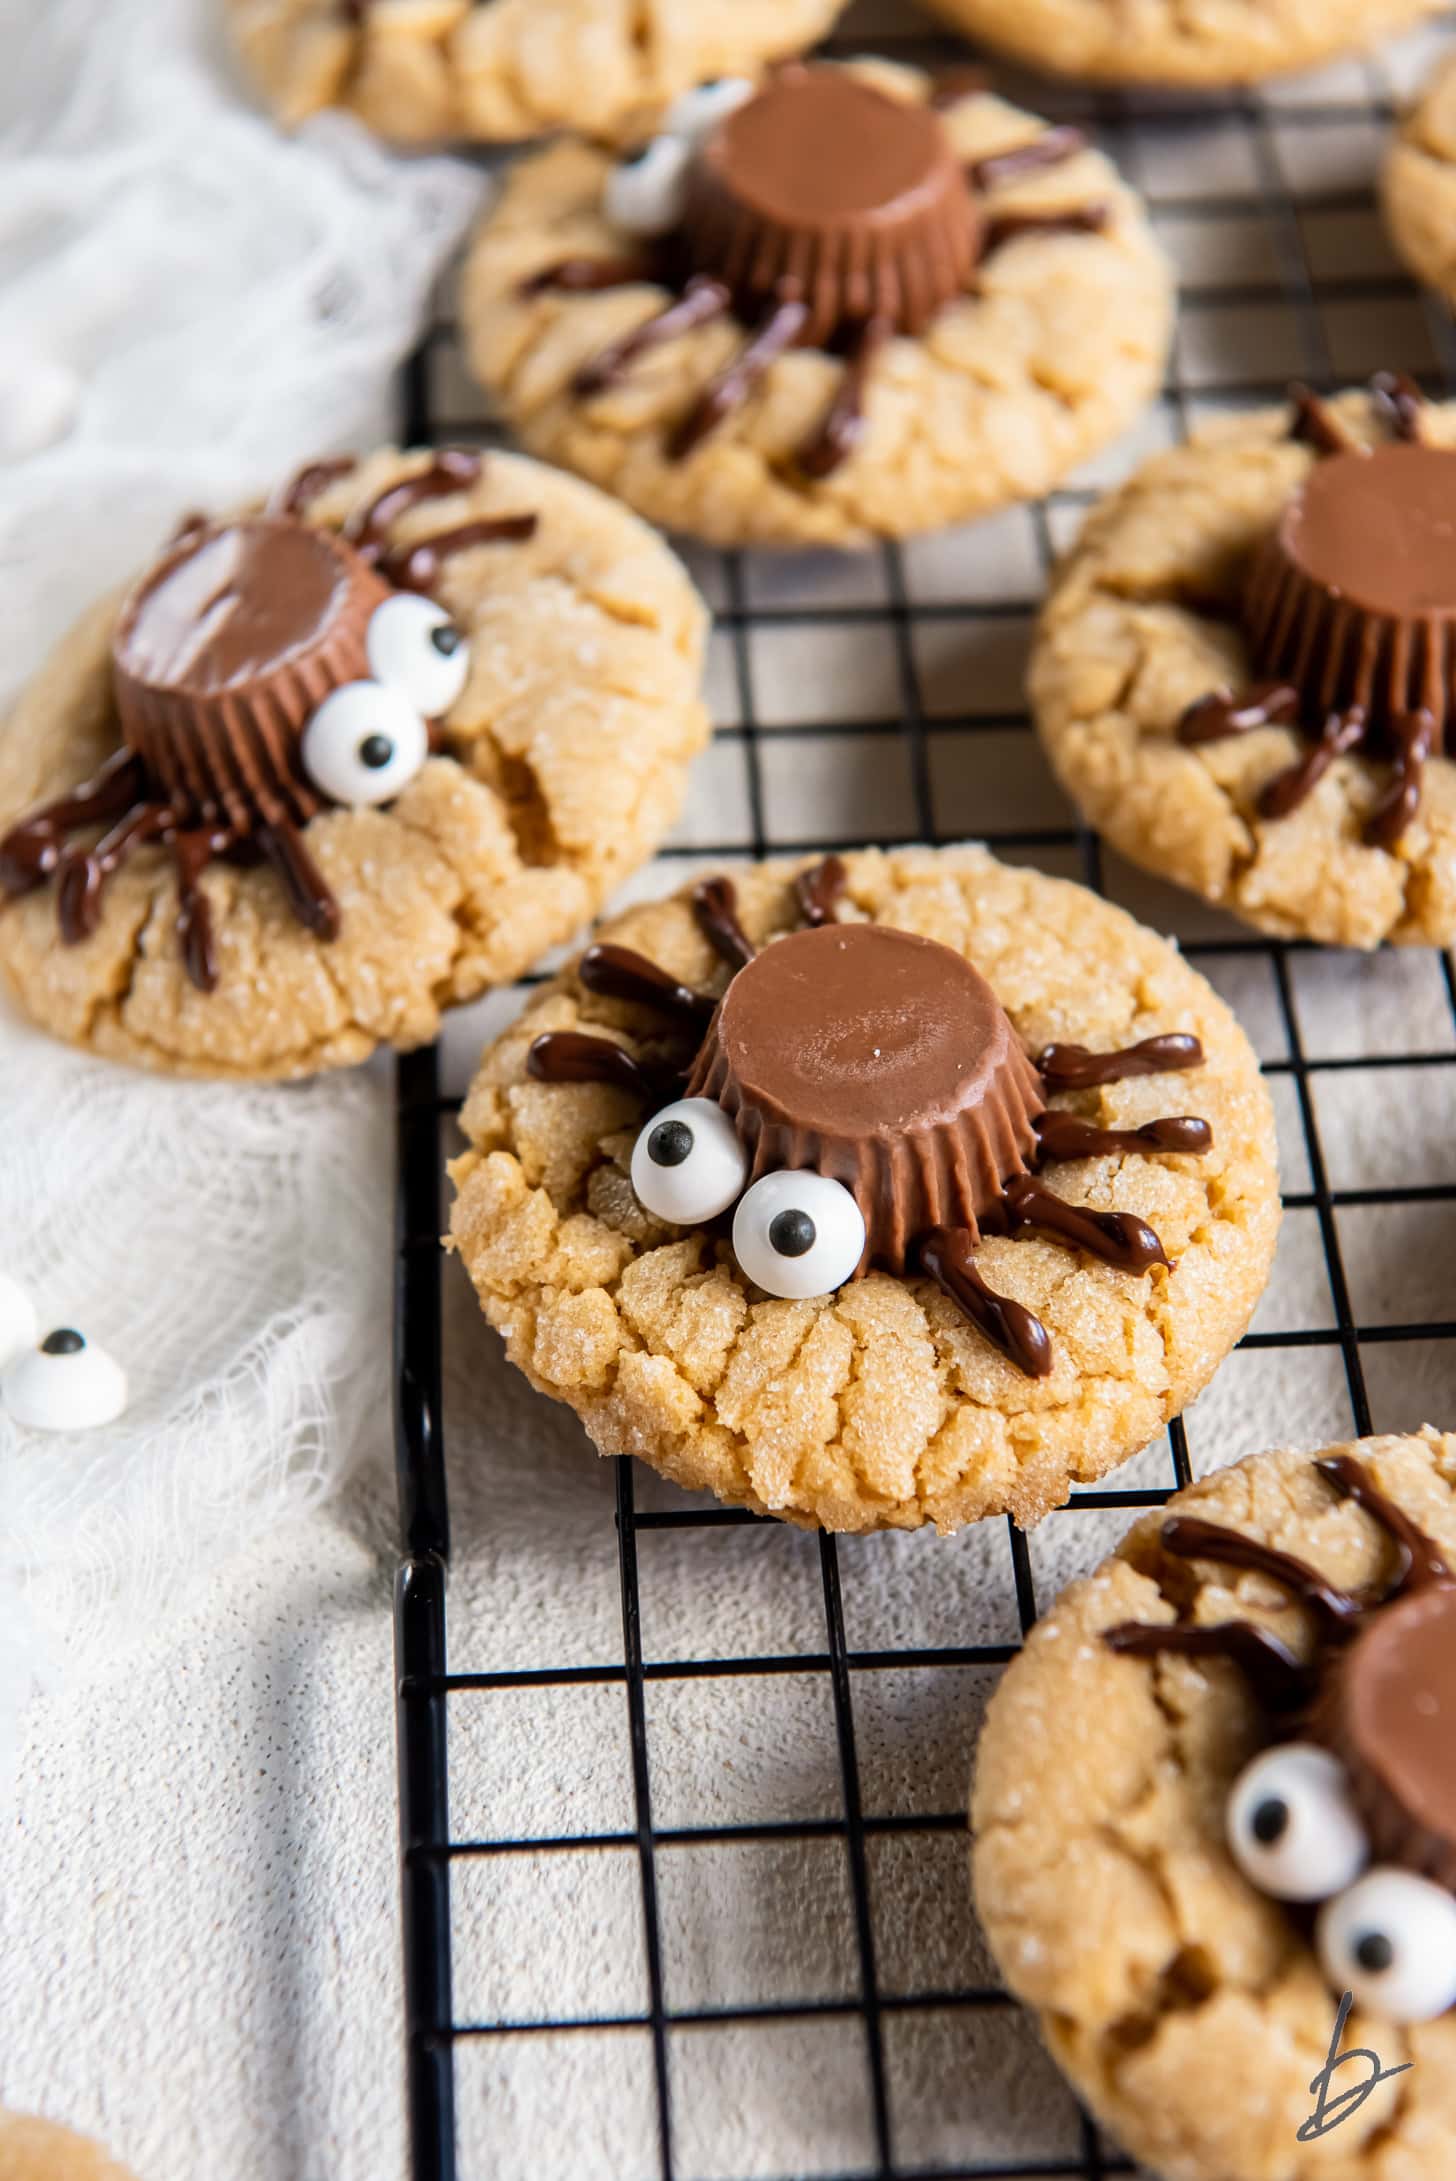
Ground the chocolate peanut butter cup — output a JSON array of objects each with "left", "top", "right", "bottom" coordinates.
[
  {"left": 685, "top": 920, "right": 1044, "bottom": 1272},
  {"left": 1314, "top": 1582, "right": 1456, "bottom": 1892},
  {"left": 113, "top": 517, "right": 392, "bottom": 824},
  {"left": 680, "top": 68, "right": 981, "bottom": 348},
  {"left": 1244, "top": 441, "right": 1456, "bottom": 747}
]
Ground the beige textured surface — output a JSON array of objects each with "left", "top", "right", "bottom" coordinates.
[
  {"left": 0, "top": 449, "right": 708, "bottom": 1080},
  {"left": 1031, "top": 388, "right": 1456, "bottom": 949},
  {"left": 447, "top": 845, "right": 1280, "bottom": 1534},
  {"left": 225, "top": 0, "right": 846, "bottom": 144},
  {"left": 922, "top": 0, "right": 1440, "bottom": 86},
  {"left": 0, "top": 2112, "right": 141, "bottom": 2181},
  {"left": 973, "top": 1430, "right": 1456, "bottom": 2181},
  {"left": 460, "top": 66, "right": 1174, "bottom": 550},
  {"left": 1384, "top": 53, "right": 1456, "bottom": 303}
]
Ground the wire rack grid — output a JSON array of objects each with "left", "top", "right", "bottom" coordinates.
[{"left": 391, "top": 6, "right": 1456, "bottom": 2176}]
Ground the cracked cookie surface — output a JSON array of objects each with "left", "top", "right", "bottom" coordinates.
[
  {"left": 447, "top": 846, "right": 1279, "bottom": 1533},
  {"left": 1384, "top": 54, "right": 1456, "bottom": 304},
  {"left": 973, "top": 1430, "right": 1456, "bottom": 2181},
  {"left": 921, "top": 0, "right": 1439, "bottom": 85},
  {"left": 1031, "top": 389, "right": 1456, "bottom": 948},
  {"left": 459, "top": 65, "right": 1173, "bottom": 551},
  {"left": 0, "top": 449, "right": 708, "bottom": 1080},
  {"left": 225, "top": 0, "right": 846, "bottom": 145}
]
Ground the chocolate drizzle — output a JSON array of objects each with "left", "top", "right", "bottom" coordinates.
[
  {"left": 347, "top": 449, "right": 483, "bottom": 556},
  {"left": 531, "top": 68, "right": 1113, "bottom": 479},
  {"left": 1289, "top": 382, "right": 1353, "bottom": 456},
  {"left": 381, "top": 513, "right": 539, "bottom": 594},
  {"left": 1370, "top": 370, "right": 1426, "bottom": 444},
  {"left": 1105, "top": 1452, "right": 1456, "bottom": 1918},
  {"left": 1178, "top": 682, "right": 1300, "bottom": 747},
  {"left": 1037, "top": 1032, "right": 1204, "bottom": 1091},
  {"left": 522, "top": 857, "right": 1213, "bottom": 1380}
]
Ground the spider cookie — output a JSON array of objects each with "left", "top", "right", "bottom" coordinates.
[
  {"left": 0, "top": 448, "right": 708, "bottom": 1079},
  {"left": 974, "top": 1431, "right": 1456, "bottom": 2181},
  {"left": 225, "top": 0, "right": 847, "bottom": 145},
  {"left": 920, "top": 0, "right": 1439, "bottom": 87},
  {"left": 448, "top": 846, "right": 1278, "bottom": 1532},
  {"left": 1032, "top": 378, "right": 1456, "bottom": 948},
  {"left": 460, "top": 61, "right": 1173, "bottom": 550},
  {"left": 1384, "top": 54, "right": 1456, "bottom": 305}
]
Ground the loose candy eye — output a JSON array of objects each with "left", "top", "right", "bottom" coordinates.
[
  {"left": 2, "top": 1328, "right": 128, "bottom": 1432},
  {"left": 732, "top": 1171, "right": 866, "bottom": 1299},
  {"left": 630, "top": 1098, "right": 748, "bottom": 1224},
  {"left": 605, "top": 135, "right": 693, "bottom": 236},
  {"left": 301, "top": 682, "right": 428, "bottom": 807},
  {"left": 0, "top": 1274, "right": 38, "bottom": 1368},
  {"left": 661, "top": 77, "right": 755, "bottom": 142},
  {"left": 1317, "top": 1869, "right": 1456, "bottom": 2022},
  {"left": 1226, "top": 1744, "right": 1368, "bottom": 1902},
  {"left": 366, "top": 593, "right": 470, "bottom": 718}
]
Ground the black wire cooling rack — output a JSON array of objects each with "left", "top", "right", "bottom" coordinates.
[{"left": 390, "top": 12, "right": 1456, "bottom": 2176}]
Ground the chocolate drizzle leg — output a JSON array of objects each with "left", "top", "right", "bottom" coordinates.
[
  {"left": 793, "top": 854, "right": 848, "bottom": 928},
  {"left": 1370, "top": 370, "right": 1427, "bottom": 443},
  {"left": 1288, "top": 382, "right": 1353, "bottom": 456},
  {"left": 668, "top": 294, "right": 810, "bottom": 461},
  {"left": 968, "top": 126, "right": 1086, "bottom": 189},
  {"left": 1258, "top": 707, "right": 1366, "bottom": 820},
  {"left": 1316, "top": 1453, "right": 1452, "bottom": 1591},
  {"left": 257, "top": 823, "right": 340, "bottom": 941},
  {"left": 56, "top": 804, "right": 173, "bottom": 942},
  {"left": 1178, "top": 682, "right": 1299, "bottom": 746},
  {"left": 0, "top": 749, "right": 147, "bottom": 894},
  {"left": 999, "top": 1175, "right": 1171, "bottom": 1272},
  {"left": 1104, "top": 1619, "right": 1314, "bottom": 1710},
  {"left": 579, "top": 942, "right": 717, "bottom": 1030},
  {"left": 983, "top": 204, "right": 1108, "bottom": 255},
  {"left": 528, "top": 1031, "right": 663, "bottom": 1101},
  {"left": 1035, "top": 1111, "right": 1213, "bottom": 1159},
  {"left": 270, "top": 455, "right": 357, "bottom": 516},
  {"left": 573, "top": 276, "right": 731, "bottom": 398},
  {"left": 1037, "top": 1033, "right": 1204, "bottom": 1090},
  {"left": 692, "top": 876, "right": 756, "bottom": 970},
  {"left": 918, "top": 1226, "right": 1053, "bottom": 1378},
  {"left": 346, "top": 450, "right": 482, "bottom": 557},
  {"left": 796, "top": 317, "right": 892, "bottom": 481},
  {"left": 524, "top": 256, "right": 655, "bottom": 297},
  {"left": 381, "top": 513, "right": 539, "bottom": 594},
  {"left": 1365, "top": 708, "right": 1435, "bottom": 850}
]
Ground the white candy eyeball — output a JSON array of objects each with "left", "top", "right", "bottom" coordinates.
[
  {"left": 366, "top": 593, "right": 469, "bottom": 719},
  {"left": 631, "top": 1098, "right": 748, "bottom": 1224},
  {"left": 301, "top": 681, "right": 428, "bottom": 807},
  {"left": 1317, "top": 1868, "right": 1456, "bottom": 2022},
  {"left": 661, "top": 77, "right": 756, "bottom": 143},
  {"left": 0, "top": 1275, "right": 38, "bottom": 1369},
  {"left": 2, "top": 1328, "right": 128, "bottom": 1433},
  {"left": 1226, "top": 1743, "right": 1369, "bottom": 1903},
  {"left": 732, "top": 1170, "right": 866, "bottom": 1299},
  {"left": 605, "top": 135, "right": 693, "bottom": 236}
]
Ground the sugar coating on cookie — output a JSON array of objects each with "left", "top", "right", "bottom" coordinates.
[
  {"left": 974, "top": 1430, "right": 1456, "bottom": 2174},
  {"left": 919, "top": 0, "right": 1440, "bottom": 87},
  {"left": 1384, "top": 52, "right": 1456, "bottom": 304},
  {"left": 223, "top": 0, "right": 847, "bottom": 145},
  {"left": 461, "top": 62, "right": 1173, "bottom": 549},
  {"left": 0, "top": 448, "right": 708, "bottom": 1079},
  {"left": 448, "top": 846, "right": 1279, "bottom": 1533},
  {"left": 1032, "top": 382, "right": 1456, "bottom": 949}
]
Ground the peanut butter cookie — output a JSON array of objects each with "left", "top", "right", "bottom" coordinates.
[
  {"left": 225, "top": 0, "right": 847, "bottom": 145},
  {"left": 1384, "top": 53, "right": 1456, "bottom": 305},
  {"left": 459, "top": 61, "right": 1173, "bottom": 550},
  {"left": 1032, "top": 381, "right": 1456, "bottom": 948},
  {"left": 0, "top": 447, "right": 708, "bottom": 1079},
  {"left": 921, "top": 0, "right": 1439, "bottom": 87},
  {"left": 974, "top": 1430, "right": 1456, "bottom": 2181},
  {"left": 447, "top": 845, "right": 1279, "bottom": 1532},
  {"left": 0, "top": 2111, "right": 141, "bottom": 2181}
]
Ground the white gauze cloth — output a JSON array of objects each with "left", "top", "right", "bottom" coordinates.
[{"left": 0, "top": 0, "right": 483, "bottom": 1700}]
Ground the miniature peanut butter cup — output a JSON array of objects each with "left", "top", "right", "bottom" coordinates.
[
  {"left": 1244, "top": 442, "right": 1456, "bottom": 746},
  {"left": 685, "top": 921, "right": 1044, "bottom": 1271},
  {"left": 112, "top": 517, "right": 392, "bottom": 822},
  {"left": 1314, "top": 1583, "right": 1456, "bottom": 1891},
  {"left": 680, "top": 68, "right": 981, "bottom": 349}
]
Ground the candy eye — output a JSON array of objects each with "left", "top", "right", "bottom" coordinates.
[
  {"left": 2, "top": 1327, "right": 128, "bottom": 1432},
  {"left": 301, "top": 682, "right": 428, "bottom": 807},
  {"left": 605, "top": 135, "right": 692, "bottom": 236},
  {"left": 732, "top": 1171, "right": 866, "bottom": 1299},
  {"left": 661, "top": 77, "right": 755, "bottom": 142},
  {"left": 1317, "top": 1869, "right": 1456, "bottom": 2022},
  {"left": 0, "top": 1274, "right": 37, "bottom": 1368},
  {"left": 1225, "top": 1744, "right": 1368, "bottom": 1902},
  {"left": 630, "top": 1098, "right": 748, "bottom": 1224},
  {"left": 366, "top": 593, "right": 470, "bottom": 718}
]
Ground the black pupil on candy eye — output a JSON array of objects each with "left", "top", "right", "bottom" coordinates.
[
  {"left": 649, "top": 1120, "right": 694, "bottom": 1167},
  {"left": 41, "top": 1328, "right": 85, "bottom": 1355},
  {"left": 431, "top": 625, "right": 462, "bottom": 657},
  {"left": 769, "top": 1209, "right": 816, "bottom": 1258},
  {"left": 1251, "top": 1798, "right": 1289, "bottom": 1846},
  {"left": 623, "top": 143, "right": 653, "bottom": 167},
  {"left": 359, "top": 735, "right": 394, "bottom": 770},
  {"left": 1355, "top": 1932, "right": 1395, "bottom": 1973}
]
